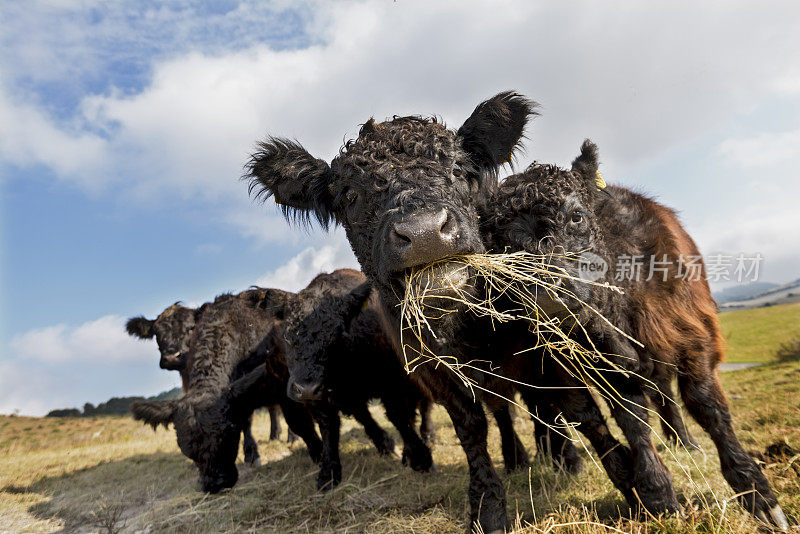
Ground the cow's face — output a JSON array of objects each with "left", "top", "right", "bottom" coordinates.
[
  {"left": 491, "top": 140, "right": 607, "bottom": 313},
  {"left": 126, "top": 304, "right": 196, "bottom": 370},
  {"left": 330, "top": 118, "right": 488, "bottom": 306},
  {"left": 131, "top": 367, "right": 265, "bottom": 493},
  {"left": 247, "top": 92, "right": 535, "bottom": 317},
  {"left": 284, "top": 282, "right": 371, "bottom": 403},
  {"left": 174, "top": 396, "right": 241, "bottom": 493}
]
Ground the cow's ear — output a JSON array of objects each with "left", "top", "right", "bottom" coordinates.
[
  {"left": 227, "top": 365, "right": 268, "bottom": 410},
  {"left": 571, "top": 139, "right": 601, "bottom": 186},
  {"left": 126, "top": 316, "right": 155, "bottom": 339},
  {"left": 245, "top": 138, "right": 337, "bottom": 229},
  {"left": 341, "top": 282, "right": 372, "bottom": 332},
  {"left": 131, "top": 400, "right": 178, "bottom": 429},
  {"left": 457, "top": 91, "right": 537, "bottom": 173}
]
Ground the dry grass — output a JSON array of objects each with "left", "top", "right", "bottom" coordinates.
[{"left": 1, "top": 361, "right": 798, "bottom": 533}]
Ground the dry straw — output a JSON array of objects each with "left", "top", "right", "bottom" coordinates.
[{"left": 399, "top": 250, "right": 645, "bottom": 408}]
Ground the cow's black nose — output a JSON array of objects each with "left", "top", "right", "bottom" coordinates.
[
  {"left": 288, "top": 379, "right": 324, "bottom": 402},
  {"left": 201, "top": 467, "right": 238, "bottom": 493},
  {"left": 389, "top": 208, "right": 461, "bottom": 268}
]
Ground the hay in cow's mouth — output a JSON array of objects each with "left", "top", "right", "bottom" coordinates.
[{"left": 399, "top": 251, "right": 652, "bottom": 434}]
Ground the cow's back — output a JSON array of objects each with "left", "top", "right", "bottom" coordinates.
[{"left": 597, "top": 186, "right": 724, "bottom": 372}]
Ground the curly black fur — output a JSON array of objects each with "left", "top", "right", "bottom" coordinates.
[
  {"left": 282, "top": 269, "right": 434, "bottom": 490},
  {"left": 129, "top": 287, "right": 321, "bottom": 493}
]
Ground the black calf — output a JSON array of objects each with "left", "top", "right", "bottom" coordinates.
[{"left": 282, "top": 269, "right": 434, "bottom": 490}]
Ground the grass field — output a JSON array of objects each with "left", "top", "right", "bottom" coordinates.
[
  {"left": 719, "top": 302, "right": 800, "bottom": 362},
  {"left": 1, "top": 356, "right": 799, "bottom": 533},
  {"left": 1, "top": 304, "right": 797, "bottom": 532}
]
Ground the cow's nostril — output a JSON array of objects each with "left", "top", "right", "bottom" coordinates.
[
  {"left": 289, "top": 380, "right": 324, "bottom": 401},
  {"left": 392, "top": 228, "right": 412, "bottom": 244},
  {"left": 439, "top": 210, "right": 457, "bottom": 238},
  {"left": 388, "top": 208, "right": 468, "bottom": 269}
]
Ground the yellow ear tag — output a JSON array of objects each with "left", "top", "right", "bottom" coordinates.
[
  {"left": 361, "top": 295, "right": 371, "bottom": 311},
  {"left": 595, "top": 170, "right": 607, "bottom": 190}
]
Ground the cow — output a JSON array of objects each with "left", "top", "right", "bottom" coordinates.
[
  {"left": 244, "top": 92, "right": 592, "bottom": 532},
  {"left": 126, "top": 302, "right": 289, "bottom": 461},
  {"left": 487, "top": 139, "right": 787, "bottom": 529},
  {"left": 281, "top": 269, "right": 434, "bottom": 490},
  {"left": 130, "top": 288, "right": 323, "bottom": 493}
]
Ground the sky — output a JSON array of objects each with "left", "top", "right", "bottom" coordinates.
[{"left": 1, "top": 1, "right": 799, "bottom": 416}]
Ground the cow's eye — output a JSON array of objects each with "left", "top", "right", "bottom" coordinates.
[
  {"left": 570, "top": 210, "right": 584, "bottom": 224},
  {"left": 345, "top": 189, "right": 358, "bottom": 204},
  {"left": 452, "top": 163, "right": 463, "bottom": 178}
]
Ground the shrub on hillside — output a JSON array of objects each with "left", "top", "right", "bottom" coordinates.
[{"left": 775, "top": 337, "right": 800, "bottom": 362}]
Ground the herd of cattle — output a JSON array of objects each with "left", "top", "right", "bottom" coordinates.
[{"left": 125, "top": 92, "right": 788, "bottom": 532}]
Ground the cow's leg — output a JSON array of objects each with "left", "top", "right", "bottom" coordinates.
[
  {"left": 287, "top": 428, "right": 299, "bottom": 444},
  {"left": 267, "top": 404, "right": 282, "bottom": 441},
  {"left": 313, "top": 403, "right": 342, "bottom": 491},
  {"left": 279, "top": 398, "right": 322, "bottom": 464},
  {"left": 242, "top": 413, "right": 261, "bottom": 466},
  {"left": 646, "top": 373, "right": 699, "bottom": 450},
  {"left": 381, "top": 393, "right": 433, "bottom": 472},
  {"left": 483, "top": 390, "right": 529, "bottom": 473},
  {"left": 443, "top": 387, "right": 508, "bottom": 533},
  {"left": 418, "top": 397, "right": 437, "bottom": 445},
  {"left": 529, "top": 397, "right": 584, "bottom": 474},
  {"left": 350, "top": 402, "right": 395, "bottom": 455},
  {"left": 606, "top": 378, "right": 681, "bottom": 516},
  {"left": 528, "top": 385, "right": 637, "bottom": 504},
  {"left": 679, "top": 370, "right": 787, "bottom": 529},
  {"left": 513, "top": 360, "right": 582, "bottom": 473}
]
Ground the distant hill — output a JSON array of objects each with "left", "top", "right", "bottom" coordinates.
[
  {"left": 45, "top": 387, "right": 182, "bottom": 418},
  {"left": 714, "top": 281, "right": 778, "bottom": 305},
  {"left": 719, "top": 278, "right": 800, "bottom": 310}
]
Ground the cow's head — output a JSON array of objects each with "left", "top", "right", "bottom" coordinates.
[
  {"left": 247, "top": 92, "right": 535, "bottom": 319},
  {"left": 490, "top": 140, "right": 608, "bottom": 314},
  {"left": 130, "top": 366, "right": 266, "bottom": 493},
  {"left": 284, "top": 280, "right": 372, "bottom": 403},
  {"left": 126, "top": 303, "right": 197, "bottom": 370}
]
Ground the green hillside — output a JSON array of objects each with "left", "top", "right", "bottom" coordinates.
[{"left": 719, "top": 302, "right": 800, "bottom": 362}]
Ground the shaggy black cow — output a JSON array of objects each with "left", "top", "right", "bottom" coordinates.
[
  {"left": 246, "top": 92, "right": 576, "bottom": 532},
  {"left": 126, "top": 304, "right": 287, "bottom": 459},
  {"left": 130, "top": 288, "right": 322, "bottom": 493},
  {"left": 489, "top": 140, "right": 787, "bottom": 529},
  {"left": 282, "top": 269, "right": 434, "bottom": 490}
]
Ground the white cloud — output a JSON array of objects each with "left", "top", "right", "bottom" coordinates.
[
  {"left": 9, "top": 314, "right": 155, "bottom": 364},
  {"left": 0, "top": 358, "right": 180, "bottom": 417},
  {"left": 0, "top": 90, "right": 108, "bottom": 191},
  {"left": 4, "top": 1, "right": 800, "bottom": 212},
  {"left": 2, "top": 315, "right": 181, "bottom": 416},
  {"left": 696, "top": 126, "right": 800, "bottom": 283},
  {"left": 1, "top": 1, "right": 799, "bottom": 277},
  {"left": 717, "top": 128, "right": 800, "bottom": 169},
  {"left": 255, "top": 230, "right": 359, "bottom": 291}
]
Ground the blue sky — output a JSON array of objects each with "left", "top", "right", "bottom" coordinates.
[{"left": 2, "top": 1, "right": 799, "bottom": 415}]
